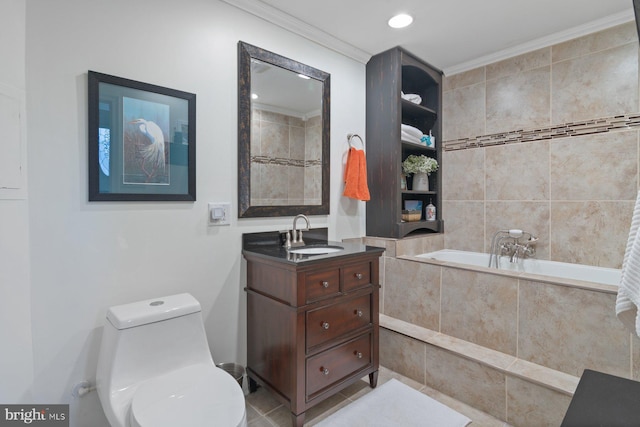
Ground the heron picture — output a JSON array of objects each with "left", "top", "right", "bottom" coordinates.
[
  {"left": 122, "top": 97, "right": 170, "bottom": 185},
  {"left": 89, "top": 70, "right": 196, "bottom": 201}
]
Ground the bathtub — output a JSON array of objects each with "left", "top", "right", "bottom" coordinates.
[{"left": 415, "top": 249, "right": 621, "bottom": 286}]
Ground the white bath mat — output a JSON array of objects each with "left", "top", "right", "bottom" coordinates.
[{"left": 315, "top": 378, "right": 472, "bottom": 427}]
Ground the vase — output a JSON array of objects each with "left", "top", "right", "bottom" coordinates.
[{"left": 412, "top": 172, "right": 429, "bottom": 191}]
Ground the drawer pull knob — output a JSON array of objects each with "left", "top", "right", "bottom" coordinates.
[
  {"left": 355, "top": 351, "right": 363, "bottom": 359},
  {"left": 355, "top": 273, "right": 363, "bottom": 280},
  {"left": 355, "top": 309, "right": 363, "bottom": 317},
  {"left": 322, "top": 322, "right": 330, "bottom": 330},
  {"left": 322, "top": 281, "right": 329, "bottom": 288},
  {"left": 321, "top": 367, "right": 329, "bottom": 375}
]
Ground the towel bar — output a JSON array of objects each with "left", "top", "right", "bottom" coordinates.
[{"left": 347, "top": 133, "right": 364, "bottom": 149}]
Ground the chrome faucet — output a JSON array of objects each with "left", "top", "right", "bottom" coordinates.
[
  {"left": 283, "top": 214, "right": 310, "bottom": 249},
  {"left": 488, "top": 229, "right": 538, "bottom": 268}
]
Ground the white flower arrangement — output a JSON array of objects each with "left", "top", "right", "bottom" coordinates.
[{"left": 402, "top": 154, "right": 438, "bottom": 175}]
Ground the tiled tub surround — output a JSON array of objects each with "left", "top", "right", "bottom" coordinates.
[
  {"left": 353, "top": 20, "right": 640, "bottom": 427},
  {"left": 363, "top": 234, "right": 640, "bottom": 427},
  {"left": 250, "top": 109, "right": 322, "bottom": 206},
  {"left": 441, "top": 21, "right": 640, "bottom": 269}
]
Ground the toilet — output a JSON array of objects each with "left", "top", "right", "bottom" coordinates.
[{"left": 96, "top": 293, "right": 247, "bottom": 427}]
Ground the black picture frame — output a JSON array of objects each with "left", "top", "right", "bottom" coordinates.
[{"left": 88, "top": 71, "right": 196, "bottom": 201}]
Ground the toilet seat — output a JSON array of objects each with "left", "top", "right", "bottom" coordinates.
[{"left": 129, "top": 364, "right": 246, "bottom": 427}]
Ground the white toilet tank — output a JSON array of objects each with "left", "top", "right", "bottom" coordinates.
[{"left": 96, "top": 293, "right": 216, "bottom": 426}]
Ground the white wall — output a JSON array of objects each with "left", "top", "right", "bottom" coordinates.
[
  {"left": 23, "top": 0, "right": 366, "bottom": 424},
  {"left": 0, "top": 0, "right": 34, "bottom": 405}
]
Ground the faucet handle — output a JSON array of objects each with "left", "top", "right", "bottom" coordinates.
[{"left": 282, "top": 230, "right": 292, "bottom": 248}]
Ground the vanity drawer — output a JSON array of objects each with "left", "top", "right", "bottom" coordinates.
[
  {"left": 306, "top": 294, "right": 371, "bottom": 350},
  {"left": 305, "top": 269, "right": 341, "bottom": 303},
  {"left": 342, "top": 262, "right": 371, "bottom": 292},
  {"left": 306, "top": 333, "right": 372, "bottom": 397}
]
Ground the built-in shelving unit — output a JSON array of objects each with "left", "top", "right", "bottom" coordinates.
[{"left": 366, "top": 47, "right": 443, "bottom": 238}]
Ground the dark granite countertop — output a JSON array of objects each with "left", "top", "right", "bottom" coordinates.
[{"left": 242, "top": 228, "right": 383, "bottom": 265}]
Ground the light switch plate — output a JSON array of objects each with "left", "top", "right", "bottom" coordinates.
[{"left": 208, "top": 202, "right": 231, "bottom": 226}]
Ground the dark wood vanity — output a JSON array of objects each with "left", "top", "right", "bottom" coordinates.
[{"left": 243, "top": 231, "right": 383, "bottom": 426}]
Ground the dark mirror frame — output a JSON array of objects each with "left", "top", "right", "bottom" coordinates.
[{"left": 237, "top": 41, "right": 330, "bottom": 218}]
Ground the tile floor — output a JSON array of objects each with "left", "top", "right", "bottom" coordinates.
[{"left": 244, "top": 366, "right": 511, "bottom": 426}]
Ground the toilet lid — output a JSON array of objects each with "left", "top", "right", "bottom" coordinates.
[{"left": 130, "top": 364, "right": 246, "bottom": 427}]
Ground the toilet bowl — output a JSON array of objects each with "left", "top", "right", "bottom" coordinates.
[{"left": 96, "top": 293, "right": 246, "bottom": 427}]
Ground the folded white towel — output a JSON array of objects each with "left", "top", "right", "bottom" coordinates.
[
  {"left": 401, "top": 123, "right": 423, "bottom": 139},
  {"left": 401, "top": 131, "right": 423, "bottom": 145},
  {"left": 401, "top": 91, "right": 422, "bottom": 105},
  {"left": 616, "top": 191, "right": 640, "bottom": 337}
]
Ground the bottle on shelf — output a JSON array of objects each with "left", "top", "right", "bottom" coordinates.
[{"left": 426, "top": 199, "right": 436, "bottom": 221}]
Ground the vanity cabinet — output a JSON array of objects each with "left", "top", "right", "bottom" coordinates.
[
  {"left": 244, "top": 251, "right": 381, "bottom": 427},
  {"left": 366, "top": 46, "right": 444, "bottom": 238}
]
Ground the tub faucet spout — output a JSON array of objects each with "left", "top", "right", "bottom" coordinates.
[{"left": 489, "top": 229, "right": 538, "bottom": 268}]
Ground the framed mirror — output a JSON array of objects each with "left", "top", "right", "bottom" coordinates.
[{"left": 238, "top": 41, "right": 330, "bottom": 217}]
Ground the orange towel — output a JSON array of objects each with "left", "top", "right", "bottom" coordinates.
[{"left": 343, "top": 147, "right": 370, "bottom": 201}]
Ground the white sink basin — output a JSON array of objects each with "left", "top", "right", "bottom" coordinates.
[{"left": 288, "top": 245, "right": 344, "bottom": 255}]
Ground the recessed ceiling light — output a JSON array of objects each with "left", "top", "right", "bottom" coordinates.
[{"left": 388, "top": 13, "right": 413, "bottom": 29}]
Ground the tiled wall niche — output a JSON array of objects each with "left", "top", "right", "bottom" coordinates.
[
  {"left": 441, "top": 22, "right": 639, "bottom": 269},
  {"left": 250, "top": 108, "right": 322, "bottom": 206}
]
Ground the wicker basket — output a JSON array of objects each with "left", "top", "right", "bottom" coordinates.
[{"left": 402, "top": 210, "right": 422, "bottom": 222}]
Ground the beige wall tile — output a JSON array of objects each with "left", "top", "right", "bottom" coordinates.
[
  {"left": 443, "top": 148, "right": 485, "bottom": 200},
  {"left": 306, "top": 114, "right": 321, "bottom": 128},
  {"left": 260, "top": 110, "right": 289, "bottom": 125},
  {"left": 304, "top": 164, "right": 321, "bottom": 202},
  {"left": 550, "top": 130, "right": 638, "bottom": 201},
  {"left": 443, "top": 83, "right": 485, "bottom": 141},
  {"left": 485, "top": 201, "right": 550, "bottom": 259},
  {"left": 395, "top": 234, "right": 444, "bottom": 256},
  {"left": 506, "top": 376, "right": 572, "bottom": 427},
  {"left": 441, "top": 268, "right": 518, "bottom": 355},
  {"left": 261, "top": 121, "right": 289, "bottom": 159},
  {"left": 251, "top": 118, "right": 261, "bottom": 154},
  {"left": 383, "top": 258, "right": 441, "bottom": 330},
  {"left": 424, "top": 343, "right": 506, "bottom": 420},
  {"left": 442, "top": 201, "right": 485, "bottom": 252},
  {"left": 379, "top": 328, "right": 426, "bottom": 384},
  {"left": 518, "top": 280, "right": 631, "bottom": 377},
  {"left": 261, "top": 163, "right": 288, "bottom": 200},
  {"left": 289, "top": 126, "right": 305, "bottom": 160},
  {"left": 363, "top": 237, "right": 395, "bottom": 256},
  {"left": 485, "top": 141, "right": 550, "bottom": 201},
  {"left": 551, "top": 43, "right": 638, "bottom": 124},
  {"left": 550, "top": 201, "right": 633, "bottom": 268},
  {"left": 486, "top": 66, "right": 551, "bottom": 134},
  {"left": 486, "top": 48, "right": 551, "bottom": 81},
  {"left": 552, "top": 22, "right": 637, "bottom": 63},
  {"left": 288, "top": 166, "right": 304, "bottom": 200},
  {"left": 443, "top": 66, "right": 485, "bottom": 92}
]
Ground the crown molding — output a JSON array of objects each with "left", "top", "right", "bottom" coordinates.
[
  {"left": 444, "top": 10, "right": 636, "bottom": 76},
  {"left": 221, "top": 0, "right": 372, "bottom": 64}
]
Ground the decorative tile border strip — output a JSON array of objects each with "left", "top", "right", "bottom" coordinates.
[
  {"left": 443, "top": 113, "right": 640, "bottom": 151},
  {"left": 251, "top": 155, "right": 322, "bottom": 167}
]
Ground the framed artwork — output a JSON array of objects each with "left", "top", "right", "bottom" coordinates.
[{"left": 88, "top": 71, "right": 196, "bottom": 201}]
